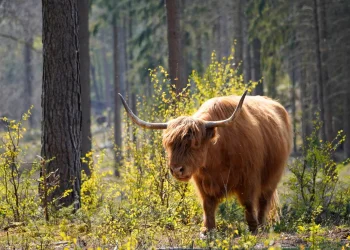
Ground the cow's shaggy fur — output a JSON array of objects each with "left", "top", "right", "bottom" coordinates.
[{"left": 162, "top": 95, "right": 292, "bottom": 233}]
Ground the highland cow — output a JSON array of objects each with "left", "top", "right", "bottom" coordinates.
[{"left": 119, "top": 91, "right": 292, "bottom": 234}]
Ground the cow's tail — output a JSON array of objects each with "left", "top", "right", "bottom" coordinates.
[{"left": 268, "top": 189, "right": 281, "bottom": 224}]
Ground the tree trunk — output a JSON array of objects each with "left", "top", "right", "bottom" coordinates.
[
  {"left": 23, "top": 37, "right": 34, "bottom": 128},
  {"left": 233, "top": 0, "right": 243, "bottom": 67},
  {"left": 344, "top": 81, "right": 350, "bottom": 158},
  {"left": 101, "top": 32, "right": 112, "bottom": 127},
  {"left": 219, "top": 2, "right": 229, "bottom": 57},
  {"left": 78, "top": 0, "right": 91, "bottom": 176},
  {"left": 300, "top": 68, "right": 311, "bottom": 145},
  {"left": 127, "top": 3, "right": 137, "bottom": 143},
  {"left": 317, "top": 0, "right": 332, "bottom": 142},
  {"left": 250, "top": 38, "right": 263, "bottom": 95},
  {"left": 119, "top": 24, "right": 126, "bottom": 96},
  {"left": 113, "top": 17, "right": 121, "bottom": 176},
  {"left": 165, "top": 0, "right": 185, "bottom": 94},
  {"left": 95, "top": 51, "right": 105, "bottom": 102},
  {"left": 90, "top": 63, "right": 100, "bottom": 102},
  {"left": 123, "top": 17, "right": 128, "bottom": 98},
  {"left": 41, "top": 0, "right": 81, "bottom": 209},
  {"left": 291, "top": 67, "right": 297, "bottom": 153},
  {"left": 313, "top": 0, "right": 326, "bottom": 141},
  {"left": 241, "top": 0, "right": 251, "bottom": 84},
  {"left": 344, "top": 46, "right": 350, "bottom": 158},
  {"left": 268, "top": 64, "right": 277, "bottom": 98}
]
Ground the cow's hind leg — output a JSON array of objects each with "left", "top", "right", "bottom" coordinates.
[
  {"left": 237, "top": 189, "right": 259, "bottom": 234},
  {"left": 257, "top": 189, "right": 275, "bottom": 227},
  {"left": 243, "top": 200, "right": 259, "bottom": 234},
  {"left": 258, "top": 188, "right": 280, "bottom": 233}
]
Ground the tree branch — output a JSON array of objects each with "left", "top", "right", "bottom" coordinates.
[{"left": 0, "top": 33, "right": 41, "bottom": 53}]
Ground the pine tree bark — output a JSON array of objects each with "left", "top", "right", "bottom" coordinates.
[
  {"left": 166, "top": 0, "right": 185, "bottom": 94},
  {"left": 78, "top": 0, "right": 91, "bottom": 176},
  {"left": 344, "top": 81, "right": 350, "bottom": 158},
  {"left": 313, "top": 0, "right": 326, "bottom": 141},
  {"left": 41, "top": 0, "right": 81, "bottom": 209},
  {"left": 344, "top": 47, "right": 350, "bottom": 158},
  {"left": 113, "top": 16, "right": 121, "bottom": 176}
]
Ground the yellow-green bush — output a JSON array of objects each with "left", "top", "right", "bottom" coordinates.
[
  {"left": 102, "top": 50, "right": 255, "bottom": 248},
  {"left": 2, "top": 51, "right": 350, "bottom": 249},
  {"left": 0, "top": 109, "right": 40, "bottom": 224}
]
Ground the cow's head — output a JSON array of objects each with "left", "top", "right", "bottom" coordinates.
[{"left": 119, "top": 91, "right": 247, "bottom": 182}]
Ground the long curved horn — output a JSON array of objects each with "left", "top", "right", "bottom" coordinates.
[
  {"left": 118, "top": 93, "right": 168, "bottom": 129},
  {"left": 204, "top": 90, "right": 248, "bottom": 129}
]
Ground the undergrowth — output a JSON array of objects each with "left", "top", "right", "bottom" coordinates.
[{"left": 0, "top": 51, "right": 349, "bottom": 249}]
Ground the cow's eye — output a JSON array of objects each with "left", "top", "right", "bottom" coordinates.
[{"left": 185, "top": 130, "right": 193, "bottom": 138}]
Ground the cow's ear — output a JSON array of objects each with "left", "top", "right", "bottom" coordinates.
[{"left": 205, "top": 127, "right": 216, "bottom": 140}]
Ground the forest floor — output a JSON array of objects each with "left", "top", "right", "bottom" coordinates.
[
  {"left": 1, "top": 225, "right": 350, "bottom": 249},
  {"left": 252, "top": 228, "right": 350, "bottom": 249}
]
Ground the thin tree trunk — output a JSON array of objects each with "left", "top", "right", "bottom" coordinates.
[
  {"left": 250, "top": 38, "right": 263, "bottom": 95},
  {"left": 113, "top": 16, "right": 121, "bottom": 176},
  {"left": 300, "top": 68, "right": 311, "bottom": 145},
  {"left": 78, "top": 0, "right": 91, "bottom": 176},
  {"left": 24, "top": 37, "right": 34, "bottom": 128},
  {"left": 123, "top": 17, "right": 128, "bottom": 98},
  {"left": 119, "top": 25, "right": 126, "bottom": 96},
  {"left": 95, "top": 51, "right": 105, "bottom": 102},
  {"left": 317, "top": 0, "right": 332, "bottom": 142},
  {"left": 268, "top": 64, "right": 277, "bottom": 98},
  {"left": 344, "top": 82, "right": 350, "bottom": 158},
  {"left": 241, "top": 0, "right": 251, "bottom": 84},
  {"left": 215, "top": 15, "right": 222, "bottom": 59},
  {"left": 291, "top": 67, "right": 297, "bottom": 153},
  {"left": 101, "top": 31, "right": 112, "bottom": 127},
  {"left": 90, "top": 63, "right": 100, "bottom": 102},
  {"left": 344, "top": 47, "right": 350, "bottom": 158},
  {"left": 313, "top": 0, "right": 326, "bottom": 141},
  {"left": 41, "top": 0, "right": 81, "bottom": 209},
  {"left": 219, "top": 1, "right": 229, "bottom": 57},
  {"left": 196, "top": 33, "right": 203, "bottom": 74},
  {"left": 127, "top": 2, "right": 137, "bottom": 143},
  {"left": 233, "top": 0, "right": 243, "bottom": 67},
  {"left": 165, "top": 0, "right": 185, "bottom": 94}
]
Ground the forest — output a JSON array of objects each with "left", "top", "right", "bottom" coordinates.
[{"left": 0, "top": 0, "right": 350, "bottom": 249}]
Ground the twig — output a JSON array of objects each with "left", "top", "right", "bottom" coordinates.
[{"left": 0, "top": 33, "right": 41, "bottom": 53}]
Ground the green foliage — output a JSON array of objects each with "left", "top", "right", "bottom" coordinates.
[
  {"left": 1, "top": 53, "right": 350, "bottom": 249},
  {"left": 103, "top": 50, "right": 251, "bottom": 248},
  {"left": 191, "top": 50, "right": 256, "bottom": 105},
  {"left": 282, "top": 116, "right": 350, "bottom": 227},
  {"left": 297, "top": 212, "right": 326, "bottom": 250},
  {"left": 0, "top": 109, "right": 40, "bottom": 224}
]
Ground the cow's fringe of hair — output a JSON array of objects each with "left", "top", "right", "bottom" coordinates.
[{"left": 268, "top": 190, "right": 281, "bottom": 224}]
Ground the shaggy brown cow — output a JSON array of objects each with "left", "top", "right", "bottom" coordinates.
[{"left": 119, "top": 91, "right": 292, "bottom": 234}]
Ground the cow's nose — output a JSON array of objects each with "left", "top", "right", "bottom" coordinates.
[{"left": 171, "top": 165, "right": 184, "bottom": 176}]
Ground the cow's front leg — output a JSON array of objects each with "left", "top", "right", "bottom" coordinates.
[{"left": 202, "top": 196, "right": 219, "bottom": 232}]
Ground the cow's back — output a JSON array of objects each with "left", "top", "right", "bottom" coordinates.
[{"left": 193, "top": 95, "right": 292, "bottom": 198}]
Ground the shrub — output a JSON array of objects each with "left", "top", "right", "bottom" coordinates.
[
  {"left": 0, "top": 109, "right": 40, "bottom": 225},
  {"left": 106, "top": 50, "right": 254, "bottom": 247},
  {"left": 282, "top": 116, "right": 350, "bottom": 227}
]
